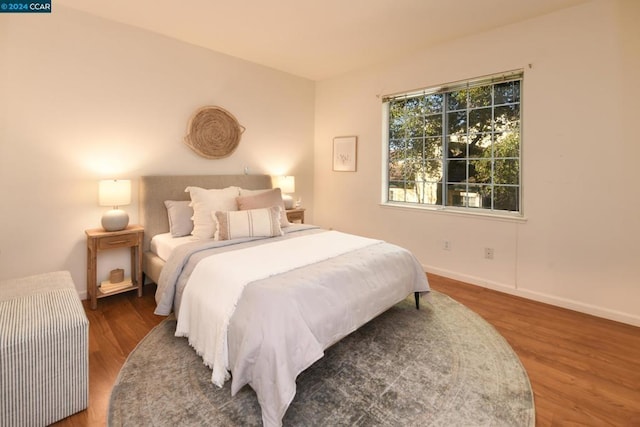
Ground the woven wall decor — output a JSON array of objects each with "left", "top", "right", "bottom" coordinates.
[{"left": 184, "top": 106, "right": 245, "bottom": 159}]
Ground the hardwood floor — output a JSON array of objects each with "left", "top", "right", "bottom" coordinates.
[
  {"left": 54, "top": 274, "right": 640, "bottom": 426},
  {"left": 53, "top": 284, "right": 164, "bottom": 427},
  {"left": 429, "top": 275, "right": 640, "bottom": 427}
]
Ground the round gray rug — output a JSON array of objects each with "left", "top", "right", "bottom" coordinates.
[{"left": 108, "top": 291, "right": 534, "bottom": 426}]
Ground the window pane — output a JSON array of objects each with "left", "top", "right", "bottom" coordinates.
[
  {"left": 389, "top": 103, "right": 406, "bottom": 139},
  {"left": 447, "top": 111, "right": 467, "bottom": 136},
  {"left": 447, "top": 90, "right": 467, "bottom": 111},
  {"left": 494, "top": 159, "right": 519, "bottom": 185},
  {"left": 493, "top": 186, "right": 519, "bottom": 211},
  {"left": 469, "top": 107, "right": 492, "bottom": 133},
  {"left": 419, "top": 181, "right": 441, "bottom": 205},
  {"left": 389, "top": 138, "right": 404, "bottom": 153},
  {"left": 389, "top": 139, "right": 404, "bottom": 159},
  {"left": 388, "top": 160, "right": 404, "bottom": 181},
  {"left": 494, "top": 80, "right": 520, "bottom": 105},
  {"left": 388, "top": 165, "right": 403, "bottom": 181},
  {"left": 446, "top": 137, "right": 466, "bottom": 159},
  {"left": 463, "top": 185, "right": 489, "bottom": 208},
  {"left": 406, "top": 137, "right": 423, "bottom": 155},
  {"left": 405, "top": 116, "right": 424, "bottom": 138},
  {"left": 424, "top": 94, "right": 443, "bottom": 114},
  {"left": 389, "top": 120, "right": 403, "bottom": 139},
  {"left": 446, "top": 160, "right": 467, "bottom": 182},
  {"left": 468, "top": 133, "right": 492, "bottom": 158},
  {"left": 389, "top": 100, "right": 406, "bottom": 116},
  {"left": 494, "top": 105, "right": 519, "bottom": 132},
  {"left": 468, "top": 86, "right": 492, "bottom": 108},
  {"left": 411, "top": 180, "right": 439, "bottom": 205},
  {"left": 425, "top": 137, "right": 442, "bottom": 159},
  {"left": 425, "top": 114, "right": 443, "bottom": 136},
  {"left": 403, "top": 181, "right": 419, "bottom": 202},
  {"left": 446, "top": 184, "right": 467, "bottom": 207},
  {"left": 404, "top": 97, "right": 423, "bottom": 118},
  {"left": 494, "top": 132, "right": 519, "bottom": 157},
  {"left": 423, "top": 159, "right": 443, "bottom": 181},
  {"left": 389, "top": 181, "right": 409, "bottom": 202},
  {"left": 388, "top": 139, "right": 406, "bottom": 180},
  {"left": 469, "top": 159, "right": 492, "bottom": 184}
]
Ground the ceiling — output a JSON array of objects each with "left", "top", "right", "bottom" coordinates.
[{"left": 55, "top": 0, "right": 587, "bottom": 81}]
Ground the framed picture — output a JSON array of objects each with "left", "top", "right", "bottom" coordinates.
[{"left": 332, "top": 136, "right": 357, "bottom": 172}]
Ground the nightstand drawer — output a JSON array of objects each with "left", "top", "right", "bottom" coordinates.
[{"left": 98, "top": 233, "right": 138, "bottom": 249}]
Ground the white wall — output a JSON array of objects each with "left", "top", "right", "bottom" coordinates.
[
  {"left": 0, "top": 7, "right": 315, "bottom": 296},
  {"left": 314, "top": 0, "right": 640, "bottom": 326}
]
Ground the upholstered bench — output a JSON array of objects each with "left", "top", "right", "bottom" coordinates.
[{"left": 0, "top": 271, "right": 89, "bottom": 427}]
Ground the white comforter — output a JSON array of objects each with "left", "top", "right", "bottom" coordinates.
[
  {"left": 155, "top": 227, "right": 429, "bottom": 427},
  {"left": 175, "top": 231, "right": 382, "bottom": 387}
]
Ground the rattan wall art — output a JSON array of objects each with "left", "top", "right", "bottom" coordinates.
[{"left": 184, "top": 106, "right": 245, "bottom": 159}]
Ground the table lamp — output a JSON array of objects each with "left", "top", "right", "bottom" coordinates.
[
  {"left": 99, "top": 179, "right": 131, "bottom": 231},
  {"left": 273, "top": 176, "right": 295, "bottom": 209}
]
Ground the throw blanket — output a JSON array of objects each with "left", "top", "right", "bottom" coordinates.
[{"left": 175, "top": 231, "right": 382, "bottom": 387}]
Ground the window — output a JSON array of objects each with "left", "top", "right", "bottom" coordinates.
[{"left": 384, "top": 71, "right": 522, "bottom": 215}]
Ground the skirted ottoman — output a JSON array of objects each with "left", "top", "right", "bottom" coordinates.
[{"left": 0, "top": 271, "right": 89, "bottom": 427}]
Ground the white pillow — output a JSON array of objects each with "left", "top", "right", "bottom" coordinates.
[
  {"left": 186, "top": 186, "right": 240, "bottom": 239},
  {"left": 214, "top": 206, "right": 283, "bottom": 241}
]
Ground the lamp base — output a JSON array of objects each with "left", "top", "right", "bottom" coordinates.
[
  {"left": 282, "top": 194, "right": 294, "bottom": 210},
  {"left": 102, "top": 209, "right": 129, "bottom": 231}
]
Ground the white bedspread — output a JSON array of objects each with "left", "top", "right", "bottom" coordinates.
[{"left": 175, "top": 231, "right": 382, "bottom": 387}]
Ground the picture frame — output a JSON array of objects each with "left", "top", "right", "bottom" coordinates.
[{"left": 332, "top": 136, "right": 357, "bottom": 172}]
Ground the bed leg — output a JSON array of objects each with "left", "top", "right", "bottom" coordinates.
[{"left": 414, "top": 292, "right": 420, "bottom": 310}]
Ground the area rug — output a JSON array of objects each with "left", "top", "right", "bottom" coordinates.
[{"left": 108, "top": 291, "right": 534, "bottom": 426}]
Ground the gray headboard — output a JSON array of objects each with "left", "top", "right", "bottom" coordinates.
[{"left": 139, "top": 174, "right": 273, "bottom": 251}]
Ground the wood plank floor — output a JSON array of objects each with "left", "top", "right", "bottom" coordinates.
[{"left": 54, "top": 274, "right": 640, "bottom": 426}]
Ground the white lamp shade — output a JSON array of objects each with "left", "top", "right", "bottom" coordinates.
[
  {"left": 99, "top": 179, "right": 131, "bottom": 207},
  {"left": 273, "top": 176, "right": 295, "bottom": 194}
]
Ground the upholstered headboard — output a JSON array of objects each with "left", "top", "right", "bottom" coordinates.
[{"left": 139, "top": 174, "right": 273, "bottom": 252}]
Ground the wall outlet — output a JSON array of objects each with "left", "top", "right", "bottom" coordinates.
[
  {"left": 443, "top": 240, "right": 451, "bottom": 251},
  {"left": 484, "top": 247, "right": 494, "bottom": 259}
]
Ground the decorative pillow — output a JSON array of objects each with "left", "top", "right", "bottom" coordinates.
[
  {"left": 186, "top": 186, "right": 241, "bottom": 239},
  {"left": 214, "top": 206, "right": 283, "bottom": 241},
  {"left": 236, "top": 188, "right": 291, "bottom": 227},
  {"left": 164, "top": 200, "right": 193, "bottom": 237}
]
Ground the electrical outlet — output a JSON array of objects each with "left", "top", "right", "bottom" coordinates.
[
  {"left": 484, "top": 247, "right": 494, "bottom": 259},
  {"left": 443, "top": 240, "right": 451, "bottom": 251}
]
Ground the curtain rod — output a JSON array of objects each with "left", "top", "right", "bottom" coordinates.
[{"left": 381, "top": 68, "right": 524, "bottom": 102}]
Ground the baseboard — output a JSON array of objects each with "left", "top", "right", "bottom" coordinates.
[{"left": 423, "top": 265, "right": 640, "bottom": 328}]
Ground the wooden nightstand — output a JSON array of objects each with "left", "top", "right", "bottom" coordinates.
[
  {"left": 286, "top": 208, "right": 305, "bottom": 224},
  {"left": 85, "top": 225, "right": 143, "bottom": 310}
]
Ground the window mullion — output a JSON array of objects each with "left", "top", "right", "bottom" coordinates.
[
  {"left": 441, "top": 96, "right": 448, "bottom": 208},
  {"left": 465, "top": 87, "right": 470, "bottom": 208},
  {"left": 491, "top": 86, "right": 496, "bottom": 211}
]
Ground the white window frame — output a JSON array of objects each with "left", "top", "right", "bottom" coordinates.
[{"left": 381, "top": 70, "right": 524, "bottom": 218}]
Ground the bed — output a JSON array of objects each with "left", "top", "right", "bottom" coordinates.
[{"left": 139, "top": 175, "right": 430, "bottom": 427}]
